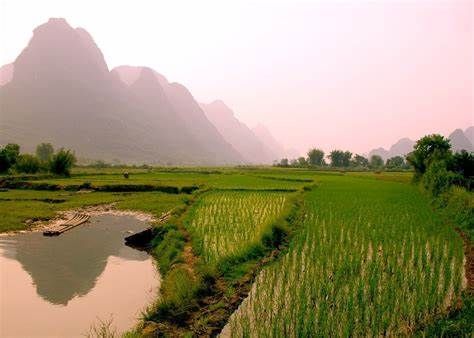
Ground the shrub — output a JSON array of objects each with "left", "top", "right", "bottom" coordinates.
[
  {"left": 0, "top": 143, "right": 20, "bottom": 173},
  {"left": 422, "top": 160, "right": 459, "bottom": 196},
  {"left": 49, "top": 149, "right": 76, "bottom": 176},
  {"left": 437, "top": 186, "right": 474, "bottom": 239},
  {"left": 14, "top": 154, "right": 41, "bottom": 174}
]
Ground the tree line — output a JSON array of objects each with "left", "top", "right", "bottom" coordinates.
[
  {"left": 0, "top": 143, "right": 76, "bottom": 176},
  {"left": 274, "top": 134, "right": 473, "bottom": 193},
  {"left": 275, "top": 149, "right": 410, "bottom": 170}
]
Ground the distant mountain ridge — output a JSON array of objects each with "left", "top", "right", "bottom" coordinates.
[
  {"left": 0, "top": 63, "right": 13, "bottom": 86},
  {"left": 466, "top": 126, "right": 474, "bottom": 145},
  {"left": 448, "top": 128, "right": 473, "bottom": 152},
  {"left": 252, "top": 124, "right": 287, "bottom": 160},
  {"left": 0, "top": 18, "right": 243, "bottom": 165},
  {"left": 199, "top": 100, "right": 277, "bottom": 164},
  {"left": 369, "top": 127, "right": 473, "bottom": 161}
]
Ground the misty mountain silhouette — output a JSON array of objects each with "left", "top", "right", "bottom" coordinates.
[
  {"left": 466, "top": 126, "right": 474, "bottom": 145},
  {"left": 0, "top": 63, "right": 13, "bottom": 86},
  {"left": 0, "top": 215, "right": 149, "bottom": 305},
  {"left": 200, "top": 100, "right": 277, "bottom": 164},
  {"left": 0, "top": 18, "right": 242, "bottom": 165},
  {"left": 368, "top": 138, "right": 415, "bottom": 161},
  {"left": 449, "top": 128, "right": 473, "bottom": 152},
  {"left": 252, "top": 123, "right": 287, "bottom": 159}
]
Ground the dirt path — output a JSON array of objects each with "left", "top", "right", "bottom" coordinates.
[
  {"left": 457, "top": 229, "right": 474, "bottom": 292},
  {"left": 188, "top": 249, "right": 283, "bottom": 337}
]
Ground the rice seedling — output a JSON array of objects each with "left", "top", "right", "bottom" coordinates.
[
  {"left": 223, "top": 175, "right": 465, "bottom": 337},
  {"left": 186, "top": 191, "right": 288, "bottom": 265}
]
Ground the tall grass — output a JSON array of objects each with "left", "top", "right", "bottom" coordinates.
[{"left": 223, "top": 175, "right": 465, "bottom": 336}]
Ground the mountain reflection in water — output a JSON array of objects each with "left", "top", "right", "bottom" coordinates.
[
  {"left": 0, "top": 214, "right": 160, "bottom": 337},
  {"left": 1, "top": 215, "right": 148, "bottom": 305}
]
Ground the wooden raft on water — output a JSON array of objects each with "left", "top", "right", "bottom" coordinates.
[{"left": 43, "top": 213, "right": 90, "bottom": 236}]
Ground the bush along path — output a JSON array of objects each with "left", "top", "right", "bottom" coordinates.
[{"left": 135, "top": 186, "right": 312, "bottom": 337}]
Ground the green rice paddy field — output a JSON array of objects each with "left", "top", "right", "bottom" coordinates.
[{"left": 0, "top": 167, "right": 471, "bottom": 336}]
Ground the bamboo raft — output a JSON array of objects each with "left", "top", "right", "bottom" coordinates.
[{"left": 43, "top": 213, "right": 90, "bottom": 236}]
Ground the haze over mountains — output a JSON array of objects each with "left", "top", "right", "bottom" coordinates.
[
  {"left": 369, "top": 127, "right": 473, "bottom": 161},
  {"left": 199, "top": 101, "right": 277, "bottom": 163},
  {"left": 0, "top": 18, "right": 471, "bottom": 165},
  {"left": 0, "top": 18, "right": 282, "bottom": 165}
]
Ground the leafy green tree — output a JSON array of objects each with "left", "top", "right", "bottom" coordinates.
[
  {"left": 307, "top": 148, "right": 325, "bottom": 166},
  {"left": 279, "top": 158, "right": 289, "bottom": 167},
  {"left": 352, "top": 154, "right": 369, "bottom": 168},
  {"left": 297, "top": 157, "right": 307, "bottom": 167},
  {"left": 406, "top": 134, "right": 451, "bottom": 180},
  {"left": 329, "top": 150, "right": 352, "bottom": 167},
  {"left": 369, "top": 155, "right": 384, "bottom": 169},
  {"left": 50, "top": 149, "right": 76, "bottom": 176},
  {"left": 36, "top": 143, "right": 54, "bottom": 162},
  {"left": 15, "top": 154, "right": 41, "bottom": 174},
  {"left": 290, "top": 159, "right": 298, "bottom": 167},
  {"left": 448, "top": 150, "right": 474, "bottom": 190},
  {"left": 386, "top": 156, "right": 405, "bottom": 169},
  {"left": 0, "top": 143, "right": 20, "bottom": 173}
]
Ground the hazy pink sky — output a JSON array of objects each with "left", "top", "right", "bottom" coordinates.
[{"left": 0, "top": 0, "right": 472, "bottom": 155}]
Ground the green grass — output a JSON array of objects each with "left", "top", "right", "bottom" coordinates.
[
  {"left": 17, "top": 168, "right": 309, "bottom": 191},
  {"left": 416, "top": 292, "right": 474, "bottom": 336},
  {"left": 0, "top": 189, "right": 185, "bottom": 232},
  {"left": 224, "top": 175, "right": 465, "bottom": 336}
]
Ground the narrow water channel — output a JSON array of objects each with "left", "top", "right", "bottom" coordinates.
[{"left": 0, "top": 214, "right": 160, "bottom": 337}]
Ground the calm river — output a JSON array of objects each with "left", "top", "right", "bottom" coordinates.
[{"left": 0, "top": 214, "right": 160, "bottom": 337}]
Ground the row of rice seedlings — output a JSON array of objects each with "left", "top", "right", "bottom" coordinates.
[
  {"left": 187, "top": 191, "right": 287, "bottom": 264},
  {"left": 222, "top": 176, "right": 464, "bottom": 337}
]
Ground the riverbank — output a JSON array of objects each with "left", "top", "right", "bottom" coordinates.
[{"left": 0, "top": 203, "right": 158, "bottom": 236}]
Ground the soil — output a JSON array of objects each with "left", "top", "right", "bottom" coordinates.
[{"left": 457, "top": 229, "right": 473, "bottom": 293}]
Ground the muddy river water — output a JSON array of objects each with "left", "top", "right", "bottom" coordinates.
[{"left": 0, "top": 215, "right": 160, "bottom": 337}]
